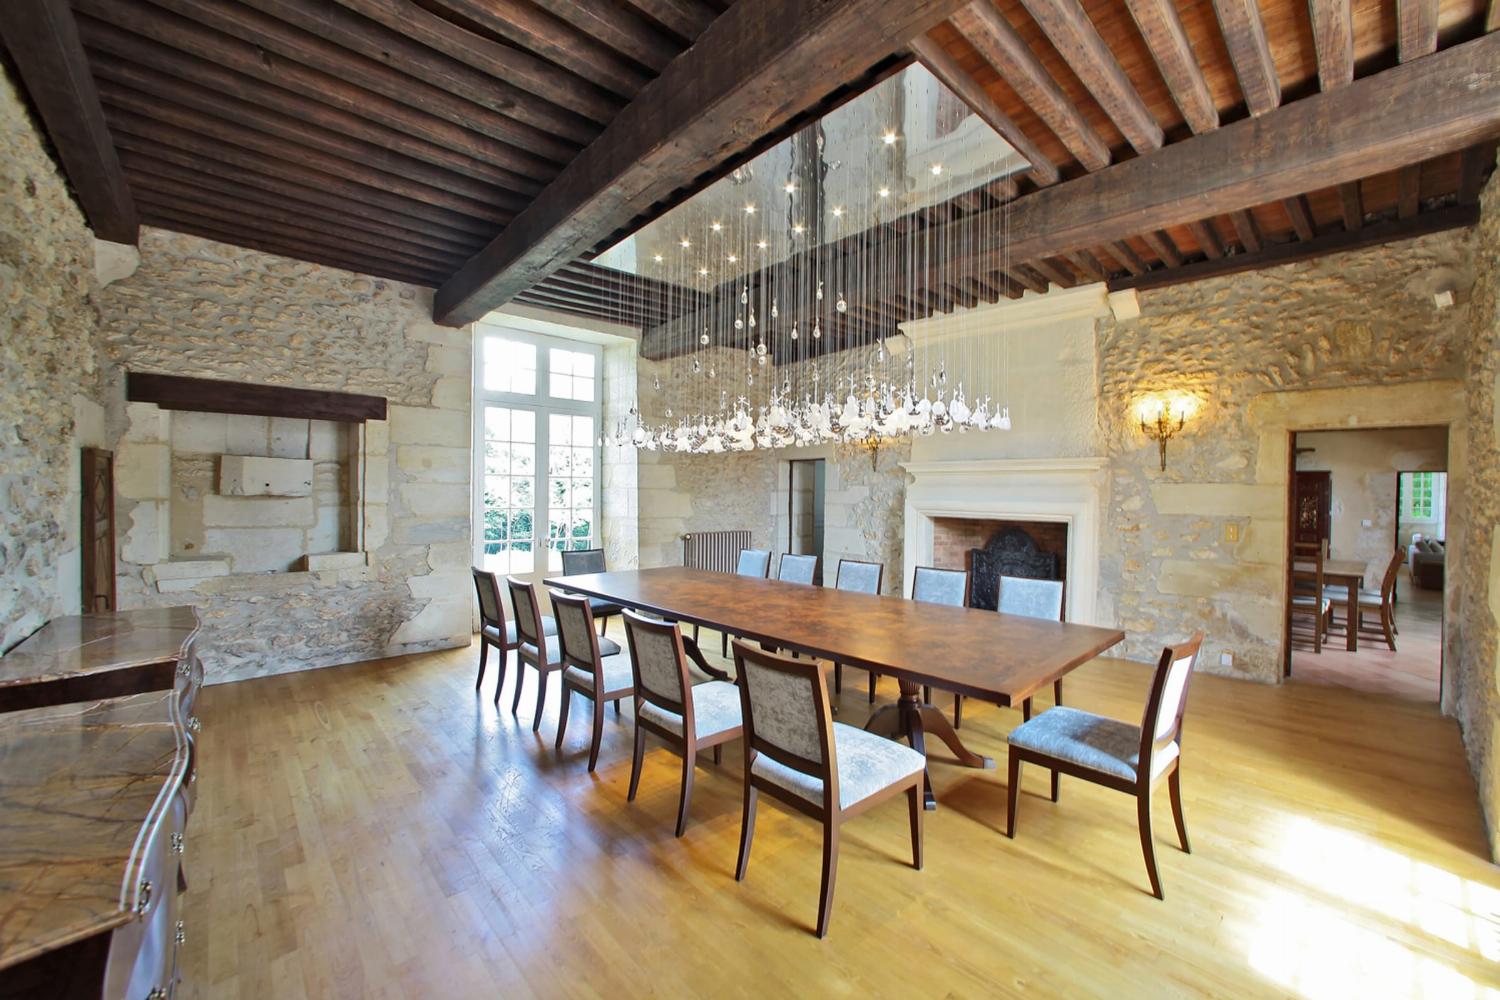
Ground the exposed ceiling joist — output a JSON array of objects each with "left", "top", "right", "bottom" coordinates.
[{"left": 1124, "top": 0, "right": 1218, "bottom": 135}]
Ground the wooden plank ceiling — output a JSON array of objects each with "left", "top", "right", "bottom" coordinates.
[{"left": 2, "top": 0, "right": 1496, "bottom": 337}]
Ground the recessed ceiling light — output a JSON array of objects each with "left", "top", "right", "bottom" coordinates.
[
  {"left": 882, "top": 131, "right": 898, "bottom": 145},
  {"left": 784, "top": 182, "right": 796, "bottom": 194},
  {"left": 727, "top": 254, "right": 738, "bottom": 263},
  {"left": 930, "top": 163, "right": 943, "bottom": 176},
  {"left": 831, "top": 206, "right": 844, "bottom": 217},
  {"left": 698, "top": 267, "right": 709, "bottom": 276},
  {"left": 680, "top": 238, "right": 691, "bottom": 248},
  {"left": 744, "top": 204, "right": 756, "bottom": 214},
  {"left": 878, "top": 187, "right": 890, "bottom": 198},
  {"left": 756, "top": 240, "right": 768, "bottom": 249},
  {"left": 653, "top": 254, "right": 663, "bottom": 262}
]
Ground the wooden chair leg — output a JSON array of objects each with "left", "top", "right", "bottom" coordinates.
[
  {"left": 613, "top": 698, "right": 621, "bottom": 716},
  {"left": 1381, "top": 607, "right": 1397, "bottom": 652},
  {"left": 1138, "top": 790, "right": 1163, "bottom": 900},
  {"left": 1053, "top": 678, "right": 1063, "bottom": 708},
  {"left": 735, "top": 782, "right": 758, "bottom": 881},
  {"left": 1006, "top": 752, "right": 1021, "bottom": 838},
  {"left": 510, "top": 661, "right": 527, "bottom": 714},
  {"left": 1312, "top": 608, "right": 1322, "bottom": 653},
  {"left": 555, "top": 686, "right": 572, "bottom": 750},
  {"left": 675, "top": 747, "right": 697, "bottom": 837},
  {"left": 868, "top": 672, "right": 877, "bottom": 703},
  {"left": 834, "top": 662, "right": 842, "bottom": 693},
  {"left": 1050, "top": 769, "right": 1059, "bottom": 802},
  {"left": 908, "top": 781, "right": 924, "bottom": 870},
  {"left": 722, "top": 632, "right": 729, "bottom": 657},
  {"left": 598, "top": 615, "right": 608, "bottom": 636},
  {"left": 476, "top": 640, "right": 489, "bottom": 690},
  {"left": 1022, "top": 698, "right": 1032, "bottom": 722},
  {"left": 922, "top": 684, "right": 932, "bottom": 704},
  {"left": 712, "top": 743, "right": 723, "bottom": 765},
  {"left": 531, "top": 668, "right": 549, "bottom": 732},
  {"left": 816, "top": 821, "right": 840, "bottom": 938},
  {"left": 1168, "top": 768, "right": 1190, "bottom": 853},
  {"left": 627, "top": 725, "right": 645, "bottom": 802},
  {"left": 953, "top": 694, "right": 963, "bottom": 729},
  {"left": 588, "top": 696, "right": 606, "bottom": 772}
]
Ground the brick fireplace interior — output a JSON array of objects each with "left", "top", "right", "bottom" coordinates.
[{"left": 931, "top": 517, "right": 1069, "bottom": 608}]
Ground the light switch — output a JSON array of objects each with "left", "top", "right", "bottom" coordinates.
[
  {"left": 1224, "top": 522, "right": 1240, "bottom": 543},
  {"left": 1361, "top": 519, "right": 1373, "bottom": 528}
]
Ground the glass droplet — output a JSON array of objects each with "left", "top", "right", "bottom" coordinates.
[
  {"left": 748, "top": 311, "right": 756, "bottom": 329},
  {"left": 813, "top": 321, "right": 822, "bottom": 339},
  {"left": 757, "top": 354, "right": 767, "bottom": 366},
  {"left": 692, "top": 358, "right": 701, "bottom": 372},
  {"left": 708, "top": 367, "right": 716, "bottom": 379},
  {"left": 836, "top": 295, "right": 847, "bottom": 313},
  {"left": 747, "top": 373, "right": 754, "bottom": 386},
  {"left": 771, "top": 302, "right": 779, "bottom": 319},
  {"left": 816, "top": 280, "right": 824, "bottom": 301},
  {"left": 699, "top": 332, "right": 709, "bottom": 346},
  {"left": 653, "top": 376, "right": 662, "bottom": 391},
  {"left": 665, "top": 407, "right": 673, "bottom": 418},
  {"left": 782, "top": 379, "right": 791, "bottom": 393},
  {"left": 734, "top": 317, "right": 744, "bottom": 330},
  {"left": 740, "top": 285, "right": 748, "bottom": 305},
  {"left": 756, "top": 342, "right": 766, "bottom": 357},
  {"left": 791, "top": 322, "right": 799, "bottom": 341}
]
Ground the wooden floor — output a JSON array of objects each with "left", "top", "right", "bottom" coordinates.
[
  {"left": 1292, "top": 576, "right": 1445, "bottom": 702},
  {"left": 179, "top": 626, "right": 1500, "bottom": 999}
]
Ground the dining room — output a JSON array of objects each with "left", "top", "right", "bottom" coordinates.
[{"left": 3, "top": 1, "right": 1500, "bottom": 998}]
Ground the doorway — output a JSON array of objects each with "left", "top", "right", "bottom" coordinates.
[
  {"left": 787, "top": 459, "right": 826, "bottom": 585},
  {"left": 1285, "top": 427, "right": 1447, "bottom": 702}
]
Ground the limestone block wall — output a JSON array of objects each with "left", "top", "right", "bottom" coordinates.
[
  {"left": 99, "top": 228, "right": 472, "bottom": 683},
  {"left": 602, "top": 340, "right": 640, "bottom": 571},
  {"left": 0, "top": 66, "right": 108, "bottom": 652}
]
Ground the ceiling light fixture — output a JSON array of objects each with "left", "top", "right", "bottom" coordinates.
[
  {"left": 744, "top": 204, "right": 756, "bottom": 214},
  {"left": 882, "top": 131, "right": 898, "bottom": 145},
  {"left": 680, "top": 238, "right": 691, "bottom": 248},
  {"left": 711, "top": 221, "right": 722, "bottom": 232},
  {"left": 931, "top": 163, "right": 943, "bottom": 176},
  {"left": 784, "top": 182, "right": 796, "bottom": 194},
  {"left": 878, "top": 187, "right": 890, "bottom": 198}
]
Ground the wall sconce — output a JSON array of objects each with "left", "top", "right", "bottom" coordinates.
[{"left": 1136, "top": 393, "right": 1198, "bottom": 471}]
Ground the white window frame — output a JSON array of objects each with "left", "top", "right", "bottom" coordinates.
[
  {"left": 1400, "top": 471, "right": 1446, "bottom": 524},
  {"left": 472, "top": 323, "right": 603, "bottom": 582}
]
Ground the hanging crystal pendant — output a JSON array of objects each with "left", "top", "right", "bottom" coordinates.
[
  {"left": 812, "top": 320, "right": 821, "bottom": 339},
  {"left": 755, "top": 341, "right": 766, "bottom": 356},
  {"left": 654, "top": 375, "right": 662, "bottom": 390},
  {"left": 836, "top": 294, "right": 847, "bottom": 313},
  {"left": 791, "top": 322, "right": 799, "bottom": 341},
  {"left": 748, "top": 310, "right": 756, "bottom": 329},
  {"left": 747, "top": 372, "right": 754, "bottom": 385},
  {"left": 771, "top": 302, "right": 779, "bottom": 319},
  {"left": 816, "top": 280, "right": 824, "bottom": 301},
  {"left": 734, "top": 317, "right": 744, "bottom": 330},
  {"left": 708, "top": 366, "right": 716, "bottom": 379},
  {"left": 740, "top": 285, "right": 748, "bottom": 305},
  {"left": 692, "top": 357, "right": 701, "bottom": 372},
  {"left": 700, "top": 331, "right": 709, "bottom": 346},
  {"left": 757, "top": 354, "right": 766, "bottom": 366}
]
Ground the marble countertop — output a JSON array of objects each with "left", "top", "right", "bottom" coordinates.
[
  {"left": 0, "top": 606, "right": 198, "bottom": 690},
  {"left": 0, "top": 689, "right": 188, "bottom": 970}
]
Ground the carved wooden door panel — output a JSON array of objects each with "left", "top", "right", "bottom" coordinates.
[
  {"left": 1293, "top": 471, "right": 1331, "bottom": 548},
  {"left": 81, "top": 447, "right": 116, "bottom": 612}
]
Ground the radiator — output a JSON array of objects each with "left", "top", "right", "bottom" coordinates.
[{"left": 682, "top": 530, "right": 752, "bottom": 573}]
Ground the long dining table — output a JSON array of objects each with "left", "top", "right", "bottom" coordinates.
[{"left": 546, "top": 566, "right": 1126, "bottom": 809}]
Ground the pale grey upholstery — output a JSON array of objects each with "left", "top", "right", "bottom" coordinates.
[
  {"left": 752, "top": 724, "right": 925, "bottom": 810},
  {"left": 912, "top": 566, "right": 966, "bottom": 606},
  {"left": 1291, "top": 595, "right": 1330, "bottom": 612},
  {"left": 520, "top": 635, "right": 618, "bottom": 666},
  {"left": 738, "top": 657, "right": 823, "bottom": 763},
  {"left": 563, "top": 652, "right": 634, "bottom": 694},
  {"left": 481, "top": 616, "right": 556, "bottom": 647},
  {"left": 835, "top": 560, "right": 882, "bottom": 595},
  {"left": 735, "top": 548, "right": 772, "bottom": 577},
  {"left": 638, "top": 680, "right": 743, "bottom": 739},
  {"left": 1007, "top": 706, "right": 1179, "bottom": 783},
  {"left": 508, "top": 578, "right": 545, "bottom": 646},
  {"left": 552, "top": 594, "right": 596, "bottom": 663},
  {"left": 997, "top": 575, "right": 1064, "bottom": 621},
  {"left": 629, "top": 623, "right": 686, "bottom": 706},
  {"left": 778, "top": 553, "right": 818, "bottom": 585},
  {"left": 561, "top": 548, "right": 607, "bottom": 576}
]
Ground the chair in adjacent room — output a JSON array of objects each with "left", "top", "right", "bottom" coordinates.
[
  {"left": 624, "top": 611, "right": 744, "bottom": 837},
  {"left": 1005, "top": 633, "right": 1204, "bottom": 900},
  {"left": 506, "top": 576, "right": 621, "bottom": 726},
  {"left": 996, "top": 575, "right": 1067, "bottom": 725},
  {"left": 472, "top": 566, "right": 557, "bottom": 699},
  {"left": 717, "top": 548, "right": 773, "bottom": 656},
  {"left": 551, "top": 591, "right": 634, "bottom": 772},
  {"left": 732, "top": 640, "right": 924, "bottom": 938},
  {"left": 1344, "top": 548, "right": 1404, "bottom": 652},
  {"left": 1289, "top": 545, "right": 1331, "bottom": 653},
  {"left": 559, "top": 547, "right": 624, "bottom": 636},
  {"left": 871, "top": 566, "right": 969, "bottom": 704},
  {"left": 830, "top": 559, "right": 883, "bottom": 694}
]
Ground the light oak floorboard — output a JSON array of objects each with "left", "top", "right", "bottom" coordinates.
[{"left": 178, "top": 622, "right": 1500, "bottom": 998}]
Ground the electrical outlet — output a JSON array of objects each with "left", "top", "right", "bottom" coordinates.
[
  {"left": 1224, "top": 522, "right": 1240, "bottom": 543},
  {"left": 1219, "top": 651, "right": 1234, "bottom": 668}
]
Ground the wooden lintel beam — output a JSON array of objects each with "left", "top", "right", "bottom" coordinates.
[
  {"left": 0, "top": 0, "right": 137, "bottom": 242},
  {"left": 1108, "top": 204, "right": 1479, "bottom": 293},
  {"left": 127, "top": 371, "right": 388, "bottom": 423},
  {"left": 1338, "top": 182, "right": 1364, "bottom": 231},
  {"left": 1124, "top": 0, "right": 1218, "bottom": 134},
  {"left": 1230, "top": 210, "right": 1262, "bottom": 252},
  {"left": 1307, "top": 0, "right": 1354, "bottom": 91},
  {"left": 435, "top": 0, "right": 969, "bottom": 326},
  {"left": 1212, "top": 0, "right": 1281, "bottom": 115}
]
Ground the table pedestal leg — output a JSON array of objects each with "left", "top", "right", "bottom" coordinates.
[{"left": 865, "top": 679, "right": 995, "bottom": 810}]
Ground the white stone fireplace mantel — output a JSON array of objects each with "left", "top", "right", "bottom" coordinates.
[{"left": 901, "top": 457, "right": 1110, "bottom": 625}]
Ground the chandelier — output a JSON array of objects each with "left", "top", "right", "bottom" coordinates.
[{"left": 590, "top": 64, "right": 1023, "bottom": 456}]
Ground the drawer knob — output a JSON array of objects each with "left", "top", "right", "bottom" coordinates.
[
  {"left": 187, "top": 716, "right": 202, "bottom": 733},
  {"left": 136, "top": 879, "right": 153, "bottom": 913}
]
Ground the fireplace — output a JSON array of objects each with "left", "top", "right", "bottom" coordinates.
[
  {"left": 931, "top": 519, "right": 1067, "bottom": 612},
  {"left": 901, "top": 458, "right": 1108, "bottom": 625}
]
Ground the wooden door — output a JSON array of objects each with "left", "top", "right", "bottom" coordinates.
[
  {"left": 81, "top": 447, "right": 116, "bottom": 613},
  {"left": 1292, "top": 471, "right": 1331, "bottom": 549}
]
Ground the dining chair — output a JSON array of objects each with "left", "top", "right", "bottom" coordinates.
[
  {"left": 560, "top": 548, "right": 623, "bottom": 635},
  {"left": 831, "top": 559, "right": 883, "bottom": 694},
  {"left": 717, "top": 548, "right": 773, "bottom": 657},
  {"left": 778, "top": 552, "right": 819, "bottom": 585},
  {"left": 732, "top": 640, "right": 924, "bottom": 938},
  {"left": 1006, "top": 633, "right": 1204, "bottom": 900},
  {"left": 551, "top": 591, "right": 634, "bottom": 771},
  {"left": 1289, "top": 546, "right": 1331, "bottom": 652},
  {"left": 996, "top": 575, "right": 1066, "bottom": 726},
  {"left": 1340, "top": 548, "right": 1403, "bottom": 652},
  {"left": 472, "top": 567, "right": 557, "bottom": 698},
  {"left": 624, "top": 611, "right": 744, "bottom": 837},
  {"left": 871, "top": 566, "right": 969, "bottom": 705},
  {"left": 506, "top": 576, "right": 621, "bottom": 726}
]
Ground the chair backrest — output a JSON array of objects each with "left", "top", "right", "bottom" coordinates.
[
  {"left": 1137, "top": 633, "right": 1204, "bottom": 782},
  {"left": 472, "top": 567, "right": 505, "bottom": 630},
  {"left": 911, "top": 566, "right": 969, "bottom": 607},
  {"left": 733, "top": 640, "right": 835, "bottom": 806},
  {"left": 1290, "top": 544, "right": 1324, "bottom": 597},
  {"left": 623, "top": 610, "right": 691, "bottom": 722},
  {"left": 735, "top": 548, "right": 772, "bottom": 577},
  {"left": 996, "top": 575, "right": 1064, "bottom": 622},
  {"left": 778, "top": 553, "right": 818, "bottom": 585},
  {"left": 835, "top": 558, "right": 883, "bottom": 595},
  {"left": 561, "top": 547, "right": 607, "bottom": 576},
  {"left": 506, "top": 576, "right": 546, "bottom": 652},
  {"left": 549, "top": 590, "right": 601, "bottom": 678},
  {"left": 1378, "top": 547, "right": 1403, "bottom": 601}
]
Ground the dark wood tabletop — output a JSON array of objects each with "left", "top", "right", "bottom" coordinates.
[{"left": 546, "top": 567, "right": 1125, "bottom": 706}]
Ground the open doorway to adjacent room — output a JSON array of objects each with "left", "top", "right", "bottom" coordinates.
[
  {"left": 1286, "top": 426, "right": 1447, "bottom": 702},
  {"left": 786, "top": 458, "right": 826, "bottom": 585}
]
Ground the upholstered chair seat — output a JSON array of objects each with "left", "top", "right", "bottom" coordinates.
[
  {"left": 751, "top": 723, "right": 924, "bottom": 810},
  {"left": 520, "top": 634, "right": 620, "bottom": 667},
  {"left": 482, "top": 615, "right": 558, "bottom": 648},
  {"left": 637, "top": 679, "right": 742, "bottom": 739},
  {"left": 562, "top": 652, "right": 634, "bottom": 695},
  {"left": 1007, "top": 706, "right": 1180, "bottom": 784}
]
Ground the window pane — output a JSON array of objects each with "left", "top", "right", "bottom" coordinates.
[
  {"left": 484, "top": 338, "right": 536, "bottom": 395},
  {"left": 573, "top": 415, "right": 593, "bottom": 441},
  {"left": 512, "top": 410, "right": 535, "bottom": 442},
  {"left": 550, "top": 413, "right": 572, "bottom": 445},
  {"left": 549, "top": 479, "right": 568, "bottom": 507},
  {"left": 572, "top": 447, "right": 594, "bottom": 477},
  {"left": 484, "top": 407, "right": 510, "bottom": 440},
  {"left": 549, "top": 348, "right": 572, "bottom": 377},
  {"left": 511, "top": 444, "right": 534, "bottom": 476}
]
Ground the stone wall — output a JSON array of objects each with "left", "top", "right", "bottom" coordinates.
[
  {"left": 100, "top": 228, "right": 472, "bottom": 683},
  {"left": 0, "top": 65, "right": 108, "bottom": 652}
]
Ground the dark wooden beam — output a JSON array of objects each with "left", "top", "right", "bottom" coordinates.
[
  {"left": 1338, "top": 182, "right": 1364, "bottom": 231},
  {"left": 1028, "top": 257, "right": 1078, "bottom": 288},
  {"left": 1230, "top": 209, "right": 1262, "bottom": 252},
  {"left": 532, "top": 0, "right": 680, "bottom": 72},
  {"left": 952, "top": 1, "right": 1110, "bottom": 170},
  {"left": 1124, "top": 0, "right": 1217, "bottom": 134},
  {"left": 0, "top": 0, "right": 137, "bottom": 242},
  {"left": 1018, "top": 0, "right": 1163, "bottom": 153},
  {"left": 1396, "top": 0, "right": 1439, "bottom": 63},
  {"left": 1211, "top": 0, "right": 1280, "bottom": 115},
  {"left": 1108, "top": 204, "right": 1479, "bottom": 292},
  {"left": 1140, "top": 230, "right": 1183, "bottom": 267},
  {"left": 911, "top": 33, "right": 1060, "bottom": 184},
  {"left": 1105, "top": 241, "right": 1149, "bottom": 276},
  {"left": 1307, "top": 0, "right": 1353, "bottom": 91},
  {"left": 1002, "top": 267, "right": 1047, "bottom": 294},
  {"left": 1187, "top": 220, "right": 1225, "bottom": 258},
  {"left": 1458, "top": 144, "right": 1494, "bottom": 203},
  {"left": 1397, "top": 164, "right": 1421, "bottom": 218},
  {"left": 628, "top": 0, "right": 717, "bottom": 40},
  {"left": 435, "top": 0, "right": 968, "bottom": 326},
  {"left": 1065, "top": 250, "right": 1107, "bottom": 282},
  {"left": 128, "top": 372, "right": 387, "bottom": 422},
  {"left": 1283, "top": 195, "right": 1316, "bottom": 240}
]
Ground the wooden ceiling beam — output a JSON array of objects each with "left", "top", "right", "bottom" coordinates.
[
  {"left": 1230, "top": 209, "right": 1263, "bottom": 252},
  {"left": 1002, "top": 266, "right": 1047, "bottom": 294},
  {"left": 1123, "top": 0, "right": 1217, "bottom": 135},
  {"left": 1307, "top": 0, "right": 1354, "bottom": 91},
  {"left": 435, "top": 0, "right": 970, "bottom": 327},
  {"left": 1458, "top": 144, "right": 1493, "bottom": 203},
  {"left": 628, "top": 0, "right": 718, "bottom": 40},
  {"left": 1028, "top": 257, "right": 1078, "bottom": 288},
  {"left": 1140, "top": 230, "right": 1183, "bottom": 267},
  {"left": 1211, "top": 0, "right": 1281, "bottom": 115},
  {"left": 75, "top": 0, "right": 540, "bottom": 192},
  {"left": 1396, "top": 0, "right": 1439, "bottom": 63},
  {"left": 1283, "top": 195, "right": 1316, "bottom": 240},
  {"left": 1065, "top": 250, "right": 1107, "bottom": 282},
  {"left": 911, "top": 33, "right": 1060, "bottom": 185},
  {"left": 1397, "top": 165, "right": 1422, "bottom": 218},
  {"left": 1017, "top": 0, "right": 1163, "bottom": 154},
  {"left": 1188, "top": 220, "right": 1225, "bottom": 258},
  {"left": 1109, "top": 204, "right": 1479, "bottom": 293},
  {"left": 329, "top": 0, "right": 621, "bottom": 124},
  {"left": 531, "top": 0, "right": 680, "bottom": 72},
  {"left": 1105, "top": 241, "right": 1149, "bottom": 276},
  {"left": 1338, "top": 182, "right": 1364, "bottom": 231},
  {"left": 0, "top": 0, "right": 137, "bottom": 243},
  {"left": 951, "top": 2, "right": 1110, "bottom": 170}
]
